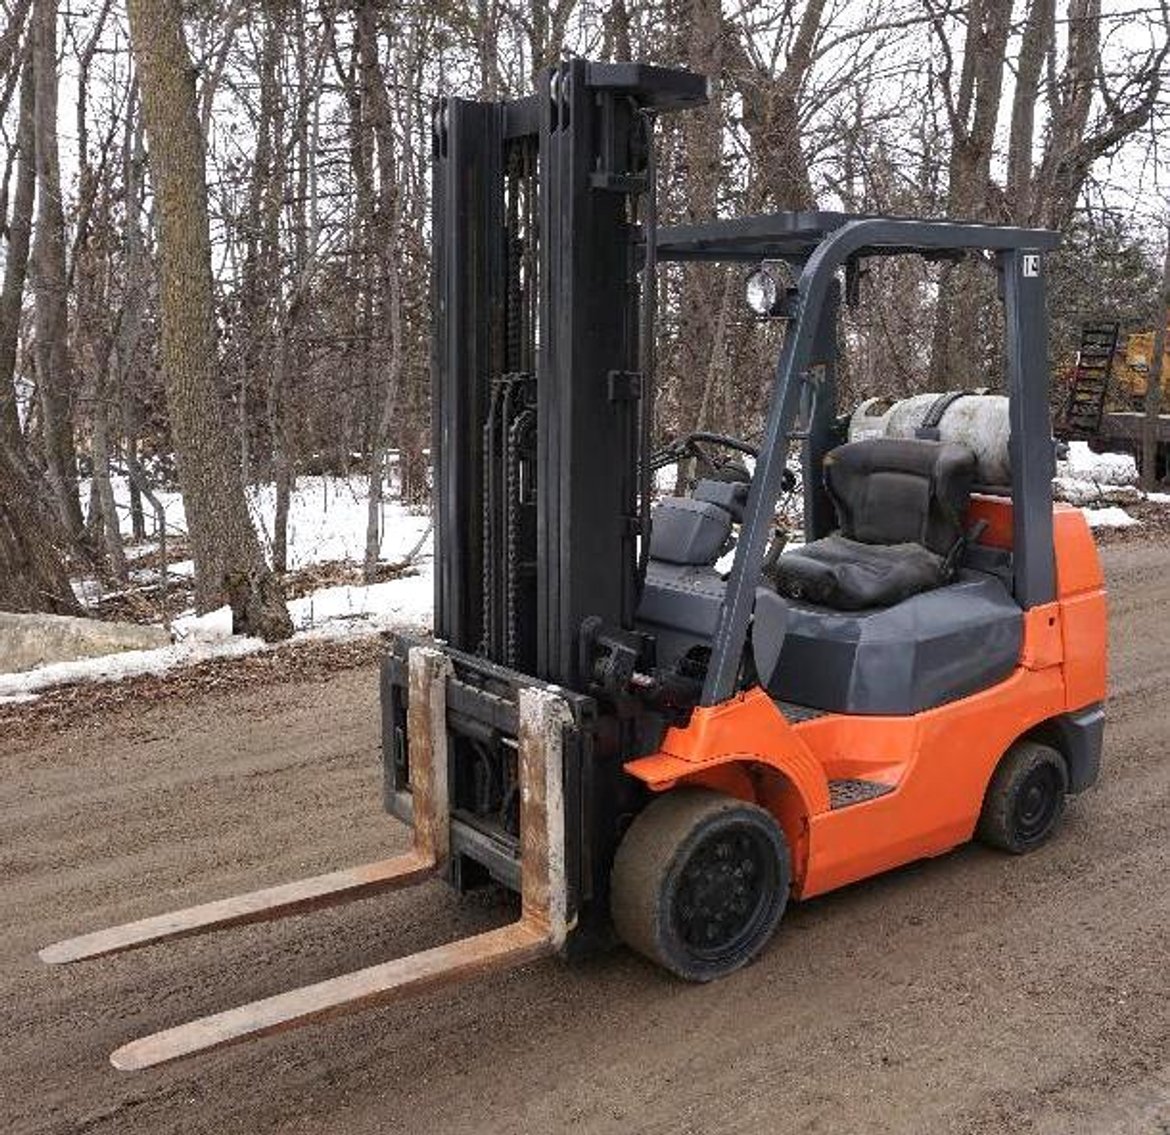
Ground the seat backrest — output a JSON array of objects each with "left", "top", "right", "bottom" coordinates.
[
  {"left": 823, "top": 437, "right": 975, "bottom": 557},
  {"left": 693, "top": 477, "right": 750, "bottom": 522},
  {"left": 648, "top": 497, "right": 733, "bottom": 565}
]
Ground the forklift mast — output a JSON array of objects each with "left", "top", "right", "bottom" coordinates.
[{"left": 431, "top": 59, "right": 706, "bottom": 687}]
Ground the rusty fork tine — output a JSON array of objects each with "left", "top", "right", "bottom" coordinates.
[
  {"left": 109, "top": 920, "right": 552, "bottom": 1071},
  {"left": 39, "top": 853, "right": 435, "bottom": 965},
  {"left": 40, "top": 647, "right": 455, "bottom": 968}
]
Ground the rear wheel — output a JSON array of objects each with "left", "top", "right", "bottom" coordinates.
[
  {"left": 977, "top": 741, "right": 1069, "bottom": 854},
  {"left": 610, "top": 788, "right": 789, "bottom": 981}
]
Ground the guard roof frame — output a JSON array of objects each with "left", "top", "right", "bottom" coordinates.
[{"left": 690, "top": 214, "right": 1061, "bottom": 707}]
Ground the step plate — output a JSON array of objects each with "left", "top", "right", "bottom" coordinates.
[
  {"left": 777, "top": 700, "right": 831, "bottom": 724},
  {"left": 829, "top": 778, "right": 895, "bottom": 810}
]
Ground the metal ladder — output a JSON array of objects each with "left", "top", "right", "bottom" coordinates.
[{"left": 1062, "top": 321, "right": 1120, "bottom": 437}]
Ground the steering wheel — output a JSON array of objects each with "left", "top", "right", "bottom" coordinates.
[{"left": 650, "top": 431, "right": 758, "bottom": 481}]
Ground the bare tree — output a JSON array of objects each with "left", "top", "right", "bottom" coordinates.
[
  {"left": 724, "top": 0, "right": 827, "bottom": 212},
  {"left": 30, "top": 0, "right": 85, "bottom": 539},
  {"left": 125, "top": 0, "right": 292, "bottom": 638},
  {"left": 0, "top": 52, "right": 34, "bottom": 452},
  {"left": 925, "top": 0, "right": 1012, "bottom": 387}
]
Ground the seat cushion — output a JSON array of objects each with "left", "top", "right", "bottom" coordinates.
[{"left": 771, "top": 533, "right": 946, "bottom": 611}]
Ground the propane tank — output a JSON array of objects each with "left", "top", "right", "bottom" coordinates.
[{"left": 848, "top": 392, "right": 1011, "bottom": 487}]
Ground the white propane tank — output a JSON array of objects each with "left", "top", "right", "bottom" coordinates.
[{"left": 848, "top": 392, "right": 1011, "bottom": 486}]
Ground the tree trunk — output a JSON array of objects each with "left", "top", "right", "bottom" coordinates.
[
  {"left": 0, "top": 0, "right": 33, "bottom": 124},
  {"left": 928, "top": 0, "right": 1012, "bottom": 388},
  {"left": 1004, "top": 0, "right": 1055, "bottom": 222},
  {"left": 0, "top": 55, "right": 34, "bottom": 453},
  {"left": 119, "top": 91, "right": 148, "bottom": 543},
  {"left": 1141, "top": 223, "right": 1170, "bottom": 491},
  {"left": 355, "top": 0, "right": 407, "bottom": 582},
  {"left": 125, "top": 434, "right": 146, "bottom": 540},
  {"left": 0, "top": 441, "right": 81, "bottom": 614},
  {"left": 724, "top": 0, "right": 824, "bottom": 213},
  {"left": 90, "top": 361, "right": 129, "bottom": 580},
  {"left": 125, "top": 0, "right": 292, "bottom": 639},
  {"left": 31, "top": 0, "right": 85, "bottom": 539},
  {"left": 258, "top": 0, "right": 293, "bottom": 573},
  {"left": 672, "top": 0, "right": 727, "bottom": 489},
  {"left": 603, "top": 0, "right": 632, "bottom": 61}
]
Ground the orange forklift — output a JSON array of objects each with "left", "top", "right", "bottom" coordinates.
[{"left": 42, "top": 60, "right": 1106, "bottom": 1065}]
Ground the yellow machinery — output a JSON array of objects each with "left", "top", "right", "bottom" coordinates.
[{"left": 1115, "top": 324, "right": 1170, "bottom": 401}]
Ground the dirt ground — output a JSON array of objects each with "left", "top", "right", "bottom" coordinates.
[{"left": 3, "top": 540, "right": 1170, "bottom": 1135}]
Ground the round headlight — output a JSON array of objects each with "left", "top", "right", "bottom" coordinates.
[{"left": 745, "top": 267, "right": 779, "bottom": 317}]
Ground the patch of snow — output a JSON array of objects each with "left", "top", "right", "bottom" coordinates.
[
  {"left": 1145, "top": 491, "right": 1170, "bottom": 504},
  {"left": 79, "top": 474, "right": 431, "bottom": 572},
  {"left": 288, "top": 553, "right": 435, "bottom": 634},
  {"left": 1054, "top": 444, "right": 1143, "bottom": 524},
  {"left": 1053, "top": 476, "right": 1142, "bottom": 507},
  {"left": 713, "top": 547, "right": 736, "bottom": 575},
  {"left": 0, "top": 635, "right": 264, "bottom": 703},
  {"left": 0, "top": 553, "right": 436, "bottom": 703},
  {"left": 1082, "top": 506, "right": 1141, "bottom": 529},
  {"left": 3, "top": 473, "right": 444, "bottom": 702},
  {"left": 246, "top": 477, "right": 430, "bottom": 569},
  {"left": 173, "top": 605, "right": 234, "bottom": 642},
  {"left": 654, "top": 465, "right": 679, "bottom": 493},
  {"left": 1060, "top": 441, "right": 1138, "bottom": 486}
]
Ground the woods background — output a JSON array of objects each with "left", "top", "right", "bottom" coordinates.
[{"left": 0, "top": 0, "right": 1167, "bottom": 633}]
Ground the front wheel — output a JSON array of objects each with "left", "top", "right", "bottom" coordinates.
[
  {"left": 977, "top": 741, "right": 1069, "bottom": 854},
  {"left": 610, "top": 789, "right": 789, "bottom": 981}
]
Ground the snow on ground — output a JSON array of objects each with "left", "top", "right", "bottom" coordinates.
[
  {"left": 1054, "top": 441, "right": 1148, "bottom": 524},
  {"left": 285, "top": 571, "right": 434, "bottom": 635},
  {"left": 3, "top": 474, "right": 436, "bottom": 702},
  {"left": 86, "top": 473, "right": 428, "bottom": 569},
  {"left": 76, "top": 473, "right": 435, "bottom": 617},
  {"left": 1081, "top": 506, "right": 1142, "bottom": 529},
  {"left": 0, "top": 554, "right": 437, "bottom": 703},
  {"left": 1061, "top": 441, "right": 1138, "bottom": 486},
  {"left": 1052, "top": 476, "right": 1142, "bottom": 506},
  {"left": 0, "top": 634, "right": 267, "bottom": 703}
]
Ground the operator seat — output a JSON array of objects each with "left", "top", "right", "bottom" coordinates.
[
  {"left": 755, "top": 436, "right": 1022, "bottom": 715},
  {"left": 772, "top": 437, "right": 977, "bottom": 610}
]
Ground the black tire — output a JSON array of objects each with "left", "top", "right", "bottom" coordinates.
[
  {"left": 610, "top": 788, "right": 789, "bottom": 982},
  {"left": 977, "top": 741, "right": 1069, "bottom": 854}
]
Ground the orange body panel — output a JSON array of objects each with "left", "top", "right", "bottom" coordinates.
[{"left": 625, "top": 500, "right": 1107, "bottom": 901}]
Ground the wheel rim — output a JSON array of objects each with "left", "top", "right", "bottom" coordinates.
[
  {"left": 1012, "top": 764, "right": 1062, "bottom": 844},
  {"left": 670, "top": 821, "right": 778, "bottom": 962}
]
